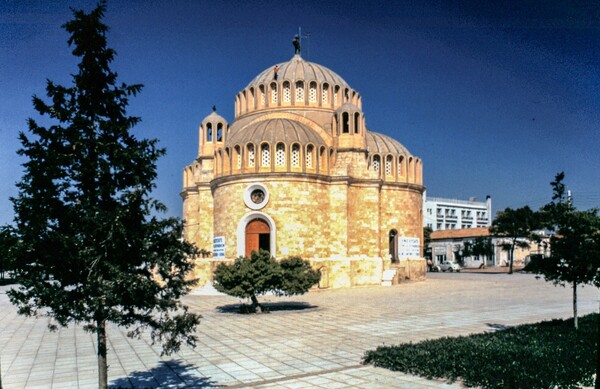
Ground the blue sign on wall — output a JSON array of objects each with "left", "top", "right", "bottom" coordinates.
[{"left": 213, "top": 236, "right": 225, "bottom": 258}]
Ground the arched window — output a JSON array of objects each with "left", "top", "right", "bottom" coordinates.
[
  {"left": 389, "top": 230, "right": 398, "bottom": 263},
  {"left": 373, "top": 155, "right": 380, "bottom": 172},
  {"left": 354, "top": 113, "right": 360, "bottom": 134},
  {"left": 270, "top": 82, "right": 277, "bottom": 104},
  {"left": 247, "top": 144, "right": 255, "bottom": 168},
  {"left": 398, "top": 156, "right": 404, "bottom": 177},
  {"left": 334, "top": 86, "right": 339, "bottom": 106},
  {"left": 261, "top": 143, "right": 270, "bottom": 167},
  {"left": 342, "top": 112, "right": 349, "bottom": 133},
  {"left": 319, "top": 146, "right": 327, "bottom": 172},
  {"left": 217, "top": 123, "right": 223, "bottom": 142},
  {"left": 329, "top": 148, "right": 335, "bottom": 169},
  {"left": 322, "top": 83, "right": 329, "bottom": 105},
  {"left": 306, "top": 145, "right": 314, "bottom": 168},
  {"left": 309, "top": 82, "right": 317, "bottom": 103},
  {"left": 259, "top": 85, "right": 265, "bottom": 107},
  {"left": 291, "top": 144, "right": 300, "bottom": 167},
  {"left": 206, "top": 123, "right": 213, "bottom": 142},
  {"left": 275, "top": 143, "right": 285, "bottom": 166},
  {"left": 283, "top": 81, "right": 291, "bottom": 103},
  {"left": 224, "top": 147, "right": 231, "bottom": 174},
  {"left": 216, "top": 150, "right": 222, "bottom": 175},
  {"left": 295, "top": 81, "right": 304, "bottom": 103},
  {"left": 385, "top": 156, "right": 393, "bottom": 176},
  {"left": 249, "top": 87, "right": 255, "bottom": 110},
  {"left": 235, "top": 146, "right": 241, "bottom": 169}
]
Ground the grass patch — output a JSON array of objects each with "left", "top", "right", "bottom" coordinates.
[{"left": 363, "top": 314, "right": 597, "bottom": 389}]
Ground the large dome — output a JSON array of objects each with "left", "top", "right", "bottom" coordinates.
[{"left": 246, "top": 54, "right": 350, "bottom": 91}]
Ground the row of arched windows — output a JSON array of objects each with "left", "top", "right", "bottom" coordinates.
[
  {"left": 369, "top": 154, "right": 422, "bottom": 183},
  {"left": 205, "top": 122, "right": 224, "bottom": 142},
  {"left": 215, "top": 143, "right": 332, "bottom": 176},
  {"left": 235, "top": 81, "right": 362, "bottom": 117},
  {"left": 209, "top": 142, "right": 421, "bottom": 184},
  {"left": 334, "top": 111, "right": 364, "bottom": 135}
]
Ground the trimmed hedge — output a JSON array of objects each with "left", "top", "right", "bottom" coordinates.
[{"left": 363, "top": 314, "right": 597, "bottom": 389}]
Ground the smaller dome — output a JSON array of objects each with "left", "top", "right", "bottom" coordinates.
[
  {"left": 366, "top": 131, "right": 410, "bottom": 156},
  {"left": 201, "top": 110, "right": 227, "bottom": 126},
  {"left": 226, "top": 118, "right": 326, "bottom": 147},
  {"left": 336, "top": 102, "right": 361, "bottom": 114}
]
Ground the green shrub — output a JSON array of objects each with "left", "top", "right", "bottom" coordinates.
[
  {"left": 213, "top": 250, "right": 320, "bottom": 313},
  {"left": 278, "top": 256, "right": 321, "bottom": 296},
  {"left": 363, "top": 314, "right": 597, "bottom": 389}
]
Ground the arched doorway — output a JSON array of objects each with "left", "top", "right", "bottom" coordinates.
[
  {"left": 245, "top": 218, "right": 271, "bottom": 256},
  {"left": 389, "top": 229, "right": 398, "bottom": 263}
]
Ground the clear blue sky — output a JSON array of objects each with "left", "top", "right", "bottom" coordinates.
[{"left": 1, "top": 0, "right": 599, "bottom": 226}]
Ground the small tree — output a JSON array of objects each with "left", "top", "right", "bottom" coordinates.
[
  {"left": 473, "top": 236, "right": 494, "bottom": 265},
  {"left": 490, "top": 206, "right": 539, "bottom": 274},
  {"left": 213, "top": 250, "right": 320, "bottom": 313},
  {"left": 534, "top": 173, "right": 600, "bottom": 330},
  {"left": 8, "top": 3, "right": 200, "bottom": 387}
]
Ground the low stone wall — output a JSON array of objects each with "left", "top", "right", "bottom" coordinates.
[{"left": 191, "top": 257, "right": 426, "bottom": 289}]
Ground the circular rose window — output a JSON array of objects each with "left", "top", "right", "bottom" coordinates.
[{"left": 244, "top": 183, "right": 269, "bottom": 210}]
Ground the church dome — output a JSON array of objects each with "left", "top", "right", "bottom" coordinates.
[
  {"left": 234, "top": 55, "right": 362, "bottom": 118},
  {"left": 247, "top": 54, "right": 350, "bottom": 90},
  {"left": 366, "top": 130, "right": 410, "bottom": 156},
  {"left": 226, "top": 118, "right": 326, "bottom": 147}
]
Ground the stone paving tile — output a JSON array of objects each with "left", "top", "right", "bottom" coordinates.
[{"left": 0, "top": 273, "right": 598, "bottom": 388}]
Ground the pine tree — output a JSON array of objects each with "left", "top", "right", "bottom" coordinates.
[{"left": 8, "top": 3, "right": 200, "bottom": 387}]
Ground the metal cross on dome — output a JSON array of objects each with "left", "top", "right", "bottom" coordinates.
[{"left": 293, "top": 27, "right": 311, "bottom": 59}]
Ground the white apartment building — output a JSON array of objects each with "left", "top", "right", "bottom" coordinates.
[{"left": 423, "top": 192, "right": 492, "bottom": 231}]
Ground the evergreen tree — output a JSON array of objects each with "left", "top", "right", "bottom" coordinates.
[{"left": 8, "top": 3, "right": 200, "bottom": 387}]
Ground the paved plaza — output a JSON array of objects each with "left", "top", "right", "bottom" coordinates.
[{"left": 0, "top": 272, "right": 598, "bottom": 388}]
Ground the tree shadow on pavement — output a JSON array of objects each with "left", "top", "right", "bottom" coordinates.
[
  {"left": 486, "top": 323, "right": 513, "bottom": 331},
  {"left": 109, "top": 359, "right": 222, "bottom": 388},
  {"left": 216, "top": 301, "right": 318, "bottom": 314}
]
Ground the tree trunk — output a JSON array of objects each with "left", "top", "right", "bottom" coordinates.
[
  {"left": 573, "top": 282, "right": 578, "bottom": 330},
  {"left": 250, "top": 295, "right": 262, "bottom": 313},
  {"left": 97, "top": 319, "right": 108, "bottom": 389},
  {"left": 596, "top": 303, "right": 600, "bottom": 389},
  {"left": 508, "top": 245, "right": 514, "bottom": 274}
]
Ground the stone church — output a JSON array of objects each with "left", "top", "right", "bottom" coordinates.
[{"left": 182, "top": 50, "right": 425, "bottom": 288}]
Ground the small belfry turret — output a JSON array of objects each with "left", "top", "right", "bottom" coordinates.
[{"left": 198, "top": 106, "right": 228, "bottom": 158}]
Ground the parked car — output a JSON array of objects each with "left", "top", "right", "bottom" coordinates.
[
  {"left": 439, "top": 261, "right": 461, "bottom": 272},
  {"left": 462, "top": 257, "right": 485, "bottom": 269}
]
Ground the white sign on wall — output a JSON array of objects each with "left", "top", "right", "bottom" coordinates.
[
  {"left": 398, "top": 237, "right": 420, "bottom": 259},
  {"left": 213, "top": 236, "right": 225, "bottom": 258},
  {"left": 434, "top": 246, "right": 446, "bottom": 255}
]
